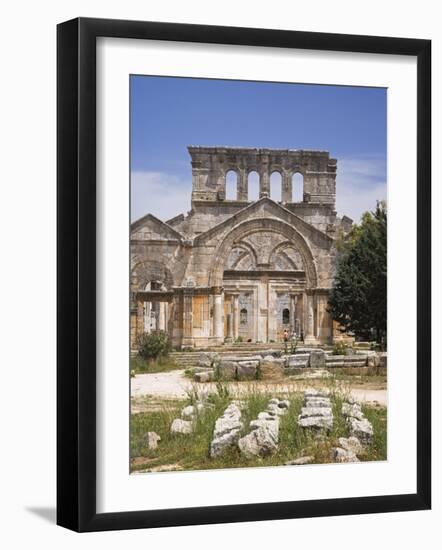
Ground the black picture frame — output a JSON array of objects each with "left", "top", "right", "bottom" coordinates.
[{"left": 57, "top": 17, "right": 431, "bottom": 532}]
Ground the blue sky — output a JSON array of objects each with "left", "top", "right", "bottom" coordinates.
[{"left": 131, "top": 76, "right": 386, "bottom": 223}]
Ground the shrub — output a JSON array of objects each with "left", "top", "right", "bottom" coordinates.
[
  {"left": 137, "top": 330, "right": 172, "bottom": 361},
  {"left": 332, "top": 341, "right": 348, "bottom": 356},
  {"left": 236, "top": 336, "right": 243, "bottom": 343}
]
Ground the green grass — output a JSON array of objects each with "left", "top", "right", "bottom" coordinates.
[
  {"left": 130, "top": 355, "right": 181, "bottom": 374},
  {"left": 130, "top": 386, "right": 387, "bottom": 472}
]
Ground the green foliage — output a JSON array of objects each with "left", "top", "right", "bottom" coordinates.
[
  {"left": 332, "top": 341, "right": 348, "bottom": 356},
  {"left": 137, "top": 330, "right": 172, "bottom": 361},
  {"left": 130, "top": 355, "right": 178, "bottom": 374},
  {"left": 329, "top": 201, "right": 387, "bottom": 345},
  {"left": 235, "top": 336, "right": 243, "bottom": 343}
]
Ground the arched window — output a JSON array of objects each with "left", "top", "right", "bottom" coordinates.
[
  {"left": 225, "top": 170, "right": 238, "bottom": 200},
  {"left": 292, "top": 172, "right": 304, "bottom": 202},
  {"left": 270, "top": 171, "right": 282, "bottom": 202},
  {"left": 248, "top": 171, "right": 260, "bottom": 201},
  {"left": 240, "top": 308, "right": 248, "bottom": 325},
  {"left": 282, "top": 308, "right": 290, "bottom": 325}
]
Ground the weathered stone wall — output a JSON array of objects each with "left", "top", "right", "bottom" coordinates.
[{"left": 130, "top": 146, "right": 352, "bottom": 349}]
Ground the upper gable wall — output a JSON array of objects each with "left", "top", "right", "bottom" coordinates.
[
  {"left": 188, "top": 146, "right": 337, "bottom": 207},
  {"left": 131, "top": 214, "right": 182, "bottom": 241}
]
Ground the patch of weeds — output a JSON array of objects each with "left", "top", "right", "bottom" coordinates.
[{"left": 130, "top": 355, "right": 180, "bottom": 374}]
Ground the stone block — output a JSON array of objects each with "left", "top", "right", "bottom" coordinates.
[
  {"left": 170, "top": 418, "right": 193, "bottom": 434},
  {"left": 286, "top": 354, "right": 309, "bottom": 368},
  {"left": 349, "top": 417, "right": 374, "bottom": 445},
  {"left": 236, "top": 363, "right": 257, "bottom": 380},
  {"left": 145, "top": 431, "right": 161, "bottom": 450},
  {"left": 309, "top": 350, "right": 326, "bottom": 369},
  {"left": 299, "top": 406, "right": 333, "bottom": 418},
  {"left": 298, "top": 415, "right": 333, "bottom": 431},
  {"left": 217, "top": 360, "right": 237, "bottom": 380},
  {"left": 193, "top": 371, "right": 213, "bottom": 383},
  {"left": 259, "top": 360, "right": 285, "bottom": 380},
  {"left": 238, "top": 425, "right": 278, "bottom": 458},
  {"left": 338, "top": 436, "right": 363, "bottom": 455},
  {"left": 331, "top": 447, "right": 360, "bottom": 463},
  {"left": 210, "top": 403, "right": 243, "bottom": 457}
]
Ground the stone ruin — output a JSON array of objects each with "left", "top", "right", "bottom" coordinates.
[
  {"left": 298, "top": 389, "right": 334, "bottom": 432},
  {"left": 191, "top": 347, "right": 386, "bottom": 383},
  {"left": 209, "top": 403, "right": 243, "bottom": 458},
  {"left": 168, "top": 391, "right": 375, "bottom": 466},
  {"left": 342, "top": 398, "right": 374, "bottom": 444},
  {"left": 170, "top": 402, "right": 205, "bottom": 434},
  {"left": 238, "top": 398, "right": 290, "bottom": 458}
]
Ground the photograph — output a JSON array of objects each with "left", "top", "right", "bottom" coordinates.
[{"left": 129, "top": 76, "right": 388, "bottom": 473}]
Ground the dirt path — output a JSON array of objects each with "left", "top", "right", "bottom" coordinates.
[{"left": 131, "top": 370, "right": 387, "bottom": 406}]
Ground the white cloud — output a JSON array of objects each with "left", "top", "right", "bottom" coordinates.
[
  {"left": 336, "top": 156, "right": 387, "bottom": 222},
  {"left": 131, "top": 171, "right": 192, "bottom": 222}
]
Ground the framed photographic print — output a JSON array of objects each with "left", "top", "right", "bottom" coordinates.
[{"left": 57, "top": 17, "right": 431, "bottom": 532}]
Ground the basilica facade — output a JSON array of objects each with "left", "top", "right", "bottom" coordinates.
[{"left": 130, "top": 146, "right": 352, "bottom": 350}]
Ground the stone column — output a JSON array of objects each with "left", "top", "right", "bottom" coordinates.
[
  {"left": 290, "top": 294, "right": 298, "bottom": 335},
  {"left": 260, "top": 170, "right": 270, "bottom": 197},
  {"left": 136, "top": 298, "right": 144, "bottom": 339},
  {"left": 212, "top": 287, "right": 224, "bottom": 343},
  {"left": 282, "top": 172, "right": 292, "bottom": 203},
  {"left": 232, "top": 293, "right": 240, "bottom": 340},
  {"left": 182, "top": 291, "right": 193, "bottom": 347},
  {"left": 226, "top": 313, "right": 233, "bottom": 342},
  {"left": 158, "top": 301, "right": 166, "bottom": 331},
  {"left": 237, "top": 170, "right": 248, "bottom": 201},
  {"left": 304, "top": 291, "right": 315, "bottom": 343}
]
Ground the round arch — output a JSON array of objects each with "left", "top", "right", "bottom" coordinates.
[
  {"left": 131, "top": 260, "right": 175, "bottom": 291},
  {"left": 209, "top": 218, "right": 318, "bottom": 288},
  {"left": 227, "top": 241, "right": 258, "bottom": 270},
  {"left": 269, "top": 240, "right": 304, "bottom": 270}
]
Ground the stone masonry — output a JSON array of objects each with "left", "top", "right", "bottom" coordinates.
[{"left": 130, "top": 146, "right": 353, "bottom": 350}]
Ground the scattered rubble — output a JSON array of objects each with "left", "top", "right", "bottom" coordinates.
[
  {"left": 238, "top": 398, "right": 289, "bottom": 458},
  {"left": 298, "top": 389, "right": 333, "bottom": 432},
  {"left": 210, "top": 403, "right": 243, "bottom": 457},
  {"left": 145, "top": 431, "right": 161, "bottom": 450},
  {"left": 341, "top": 399, "right": 374, "bottom": 444},
  {"left": 170, "top": 418, "right": 193, "bottom": 434}
]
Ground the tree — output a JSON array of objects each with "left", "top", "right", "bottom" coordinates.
[{"left": 328, "top": 201, "right": 387, "bottom": 346}]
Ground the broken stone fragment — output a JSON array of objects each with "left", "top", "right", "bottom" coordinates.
[
  {"left": 298, "top": 415, "right": 333, "bottom": 431},
  {"left": 210, "top": 428, "right": 242, "bottom": 458},
  {"left": 332, "top": 447, "right": 360, "bottom": 463},
  {"left": 145, "top": 431, "right": 161, "bottom": 450},
  {"left": 304, "top": 397, "right": 330, "bottom": 408},
  {"left": 304, "top": 388, "right": 330, "bottom": 398},
  {"left": 342, "top": 402, "right": 363, "bottom": 419},
  {"left": 170, "top": 418, "right": 193, "bottom": 434},
  {"left": 338, "top": 436, "right": 363, "bottom": 455},
  {"left": 209, "top": 403, "right": 243, "bottom": 457},
  {"left": 267, "top": 403, "right": 288, "bottom": 416},
  {"left": 238, "top": 425, "right": 278, "bottom": 458},
  {"left": 193, "top": 371, "right": 213, "bottom": 383},
  {"left": 349, "top": 417, "right": 374, "bottom": 445},
  {"left": 299, "top": 406, "right": 333, "bottom": 418},
  {"left": 181, "top": 405, "right": 196, "bottom": 420}
]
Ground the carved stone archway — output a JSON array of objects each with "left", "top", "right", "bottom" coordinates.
[{"left": 208, "top": 217, "right": 318, "bottom": 288}]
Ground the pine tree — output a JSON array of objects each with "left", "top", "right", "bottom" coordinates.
[{"left": 328, "top": 201, "right": 387, "bottom": 346}]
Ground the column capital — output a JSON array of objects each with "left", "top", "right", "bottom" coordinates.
[{"left": 210, "top": 286, "right": 224, "bottom": 295}]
